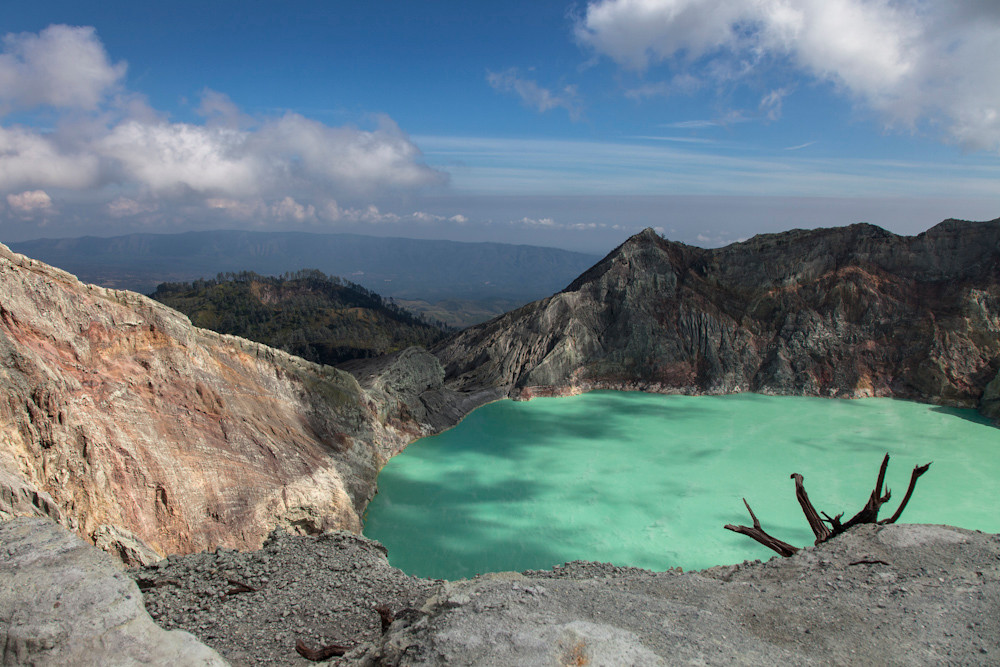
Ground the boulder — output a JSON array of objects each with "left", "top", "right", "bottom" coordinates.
[{"left": 0, "top": 517, "right": 226, "bottom": 665}]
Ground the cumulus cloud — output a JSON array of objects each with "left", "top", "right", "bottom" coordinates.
[
  {"left": 7, "top": 189, "right": 53, "bottom": 213},
  {"left": 487, "top": 69, "right": 582, "bottom": 119},
  {"left": 0, "top": 26, "right": 448, "bottom": 235},
  {"left": 576, "top": 0, "right": 1000, "bottom": 150},
  {"left": 0, "top": 125, "right": 103, "bottom": 190},
  {"left": 0, "top": 24, "right": 125, "bottom": 112},
  {"left": 98, "top": 120, "right": 261, "bottom": 196}
]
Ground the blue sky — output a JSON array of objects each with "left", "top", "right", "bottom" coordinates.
[{"left": 1, "top": 1, "right": 999, "bottom": 252}]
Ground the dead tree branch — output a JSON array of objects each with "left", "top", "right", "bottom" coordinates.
[
  {"left": 724, "top": 498, "right": 800, "bottom": 557},
  {"left": 726, "top": 453, "right": 931, "bottom": 557},
  {"left": 881, "top": 461, "right": 930, "bottom": 525}
]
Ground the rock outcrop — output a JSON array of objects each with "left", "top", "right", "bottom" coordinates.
[
  {"left": 370, "top": 523, "right": 999, "bottom": 666},
  {"left": 435, "top": 220, "right": 1000, "bottom": 420},
  {"left": 0, "top": 242, "right": 424, "bottom": 559},
  {"left": 0, "top": 516, "right": 225, "bottom": 665}
]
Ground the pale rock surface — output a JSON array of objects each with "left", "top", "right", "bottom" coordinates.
[
  {"left": 0, "top": 242, "right": 420, "bottom": 558},
  {"left": 366, "top": 524, "right": 1000, "bottom": 666},
  {"left": 0, "top": 516, "right": 226, "bottom": 666}
]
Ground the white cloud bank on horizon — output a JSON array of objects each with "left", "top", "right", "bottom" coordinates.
[
  {"left": 576, "top": 0, "right": 1000, "bottom": 150},
  {"left": 0, "top": 24, "right": 447, "bottom": 231}
]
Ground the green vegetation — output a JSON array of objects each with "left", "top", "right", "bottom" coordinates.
[{"left": 150, "top": 270, "right": 451, "bottom": 366}]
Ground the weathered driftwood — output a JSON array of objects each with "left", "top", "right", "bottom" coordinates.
[{"left": 725, "top": 453, "right": 931, "bottom": 557}]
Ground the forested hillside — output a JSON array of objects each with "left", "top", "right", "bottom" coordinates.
[{"left": 150, "top": 270, "right": 451, "bottom": 365}]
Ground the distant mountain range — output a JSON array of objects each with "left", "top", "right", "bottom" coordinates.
[{"left": 8, "top": 231, "right": 600, "bottom": 325}]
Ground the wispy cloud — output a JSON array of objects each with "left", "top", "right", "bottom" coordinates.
[
  {"left": 417, "top": 134, "right": 1000, "bottom": 198},
  {"left": 628, "top": 135, "right": 717, "bottom": 144},
  {"left": 486, "top": 68, "right": 582, "bottom": 119},
  {"left": 784, "top": 141, "right": 817, "bottom": 151},
  {"left": 660, "top": 120, "right": 720, "bottom": 129}
]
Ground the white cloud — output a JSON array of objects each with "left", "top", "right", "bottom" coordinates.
[
  {"left": 487, "top": 68, "right": 582, "bottom": 119},
  {"left": 7, "top": 189, "right": 52, "bottom": 213},
  {"left": 661, "top": 120, "right": 720, "bottom": 129},
  {"left": 0, "top": 25, "right": 125, "bottom": 112},
  {"left": 270, "top": 196, "right": 316, "bottom": 222},
  {"left": 576, "top": 0, "right": 1000, "bottom": 150},
  {"left": 98, "top": 120, "right": 261, "bottom": 196},
  {"left": 624, "top": 73, "right": 700, "bottom": 100},
  {"left": 251, "top": 113, "right": 445, "bottom": 193},
  {"left": 0, "top": 26, "right": 447, "bottom": 237},
  {"left": 512, "top": 216, "right": 615, "bottom": 232},
  {"left": 0, "top": 125, "right": 103, "bottom": 190}
]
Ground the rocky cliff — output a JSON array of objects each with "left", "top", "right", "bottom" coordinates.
[
  {"left": 0, "top": 242, "right": 429, "bottom": 562},
  {"left": 435, "top": 220, "right": 1000, "bottom": 420}
]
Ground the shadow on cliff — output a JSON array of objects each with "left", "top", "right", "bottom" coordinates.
[{"left": 929, "top": 405, "right": 994, "bottom": 427}]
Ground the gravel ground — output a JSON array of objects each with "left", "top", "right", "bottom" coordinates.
[
  {"left": 370, "top": 524, "right": 1000, "bottom": 666},
  {"left": 133, "top": 524, "right": 1000, "bottom": 666},
  {"left": 132, "top": 530, "right": 436, "bottom": 665}
]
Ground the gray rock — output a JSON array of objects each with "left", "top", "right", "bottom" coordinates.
[
  {"left": 94, "top": 523, "right": 163, "bottom": 567},
  {"left": 368, "top": 524, "right": 1000, "bottom": 666},
  {"left": 433, "top": 221, "right": 1000, "bottom": 420},
  {"left": 0, "top": 517, "right": 226, "bottom": 666},
  {"left": 0, "top": 468, "right": 62, "bottom": 524}
]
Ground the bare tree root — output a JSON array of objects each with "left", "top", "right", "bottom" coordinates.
[
  {"left": 724, "top": 499, "right": 800, "bottom": 557},
  {"left": 725, "top": 453, "right": 931, "bottom": 557}
]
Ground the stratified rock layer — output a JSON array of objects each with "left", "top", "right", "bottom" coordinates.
[
  {"left": 0, "top": 242, "right": 421, "bottom": 559},
  {"left": 436, "top": 221, "right": 1000, "bottom": 420}
]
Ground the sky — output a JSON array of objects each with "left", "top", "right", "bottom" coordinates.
[{"left": 1, "top": 0, "right": 999, "bottom": 253}]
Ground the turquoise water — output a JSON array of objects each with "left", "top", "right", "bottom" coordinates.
[{"left": 363, "top": 392, "right": 1000, "bottom": 579}]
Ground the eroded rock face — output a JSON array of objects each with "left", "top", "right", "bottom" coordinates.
[
  {"left": 0, "top": 517, "right": 226, "bottom": 665},
  {"left": 0, "top": 242, "right": 418, "bottom": 558},
  {"left": 435, "top": 221, "right": 1000, "bottom": 420}
]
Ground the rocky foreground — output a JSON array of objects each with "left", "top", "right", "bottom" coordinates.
[{"left": 2, "top": 517, "right": 997, "bottom": 665}]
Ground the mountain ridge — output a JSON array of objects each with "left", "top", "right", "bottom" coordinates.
[{"left": 433, "top": 218, "right": 1000, "bottom": 421}]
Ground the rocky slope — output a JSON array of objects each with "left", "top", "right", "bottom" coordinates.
[
  {"left": 435, "top": 220, "right": 1000, "bottom": 421},
  {"left": 0, "top": 242, "right": 431, "bottom": 562},
  {"left": 5, "top": 515, "right": 998, "bottom": 665}
]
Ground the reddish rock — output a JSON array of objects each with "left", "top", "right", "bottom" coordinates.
[{"left": 0, "top": 243, "right": 424, "bottom": 558}]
